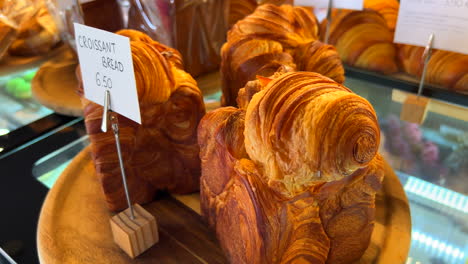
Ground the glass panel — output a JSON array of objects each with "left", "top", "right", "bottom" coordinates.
[
  {"left": 32, "top": 135, "right": 89, "bottom": 188},
  {"left": 0, "top": 69, "right": 53, "bottom": 134},
  {"left": 346, "top": 76, "right": 468, "bottom": 264}
]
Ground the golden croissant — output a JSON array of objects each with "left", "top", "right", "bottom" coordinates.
[
  {"left": 222, "top": 4, "right": 344, "bottom": 106},
  {"left": 228, "top": 0, "right": 293, "bottom": 28},
  {"left": 199, "top": 71, "right": 384, "bottom": 264},
  {"left": 398, "top": 45, "right": 468, "bottom": 94},
  {"left": 363, "top": 0, "right": 399, "bottom": 32},
  {"left": 78, "top": 30, "right": 205, "bottom": 211},
  {"left": 323, "top": 9, "right": 398, "bottom": 74}
]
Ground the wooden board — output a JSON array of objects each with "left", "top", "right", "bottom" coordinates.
[
  {"left": 31, "top": 48, "right": 82, "bottom": 117},
  {"left": 37, "top": 147, "right": 411, "bottom": 264},
  {"left": 0, "top": 44, "right": 68, "bottom": 77},
  {"left": 37, "top": 147, "right": 227, "bottom": 264}
]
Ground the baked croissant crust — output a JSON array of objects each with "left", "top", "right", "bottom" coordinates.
[
  {"left": 221, "top": 4, "right": 344, "bottom": 106},
  {"left": 398, "top": 45, "right": 468, "bottom": 94},
  {"left": 199, "top": 71, "right": 383, "bottom": 264},
  {"left": 229, "top": 0, "right": 257, "bottom": 28},
  {"left": 78, "top": 30, "right": 205, "bottom": 211},
  {"left": 363, "top": 0, "right": 399, "bottom": 32},
  {"left": 8, "top": 6, "right": 61, "bottom": 56},
  {"left": 323, "top": 9, "right": 398, "bottom": 74},
  {"left": 228, "top": 0, "right": 293, "bottom": 28}
]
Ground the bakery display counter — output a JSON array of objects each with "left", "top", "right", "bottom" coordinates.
[
  {"left": 28, "top": 73, "right": 467, "bottom": 264},
  {"left": 1, "top": 69, "right": 466, "bottom": 263}
]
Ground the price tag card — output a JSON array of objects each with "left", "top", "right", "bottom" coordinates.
[
  {"left": 74, "top": 23, "right": 141, "bottom": 124},
  {"left": 294, "top": 0, "right": 363, "bottom": 10},
  {"left": 394, "top": 0, "right": 468, "bottom": 54}
]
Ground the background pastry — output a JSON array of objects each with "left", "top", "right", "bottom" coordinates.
[
  {"left": 228, "top": 0, "right": 293, "bottom": 28},
  {"left": 77, "top": 30, "right": 205, "bottom": 211},
  {"left": 322, "top": 9, "right": 398, "bottom": 74},
  {"left": 8, "top": 4, "right": 61, "bottom": 56},
  {"left": 199, "top": 71, "right": 383, "bottom": 264},
  {"left": 363, "top": 0, "right": 399, "bottom": 32},
  {"left": 221, "top": 4, "right": 344, "bottom": 106},
  {"left": 398, "top": 45, "right": 468, "bottom": 94}
]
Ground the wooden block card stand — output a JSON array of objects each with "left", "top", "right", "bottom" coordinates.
[
  {"left": 400, "top": 33, "right": 433, "bottom": 125},
  {"left": 400, "top": 95, "right": 429, "bottom": 124},
  {"left": 110, "top": 204, "right": 159, "bottom": 258}
]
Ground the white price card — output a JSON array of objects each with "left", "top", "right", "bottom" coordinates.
[
  {"left": 74, "top": 23, "right": 141, "bottom": 124},
  {"left": 394, "top": 0, "right": 468, "bottom": 55},
  {"left": 294, "top": 0, "right": 363, "bottom": 10}
]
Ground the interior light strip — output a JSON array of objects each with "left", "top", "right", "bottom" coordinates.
[
  {"left": 403, "top": 176, "right": 468, "bottom": 213},
  {"left": 412, "top": 230, "right": 466, "bottom": 260}
]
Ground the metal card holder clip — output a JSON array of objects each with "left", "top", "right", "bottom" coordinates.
[
  {"left": 324, "top": 0, "right": 334, "bottom": 44},
  {"left": 100, "top": 90, "right": 135, "bottom": 219},
  {"left": 400, "top": 33, "right": 434, "bottom": 124},
  {"left": 417, "top": 33, "right": 434, "bottom": 98},
  {"left": 101, "top": 89, "right": 159, "bottom": 258}
]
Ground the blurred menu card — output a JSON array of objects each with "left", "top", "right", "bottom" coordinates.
[{"left": 395, "top": 0, "right": 468, "bottom": 54}]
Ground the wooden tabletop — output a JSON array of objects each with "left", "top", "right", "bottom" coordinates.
[{"left": 37, "top": 146, "right": 410, "bottom": 264}]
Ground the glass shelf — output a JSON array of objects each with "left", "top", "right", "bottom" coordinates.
[{"left": 0, "top": 69, "right": 53, "bottom": 134}]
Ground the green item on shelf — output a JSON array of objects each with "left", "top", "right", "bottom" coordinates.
[
  {"left": 23, "top": 70, "right": 36, "bottom": 81},
  {"left": 6, "top": 77, "right": 24, "bottom": 94},
  {"left": 14, "top": 81, "right": 31, "bottom": 99},
  {"left": 5, "top": 77, "right": 32, "bottom": 99}
]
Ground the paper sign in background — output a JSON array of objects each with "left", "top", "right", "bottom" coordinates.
[
  {"left": 395, "top": 0, "right": 468, "bottom": 55},
  {"left": 74, "top": 23, "right": 141, "bottom": 124},
  {"left": 295, "top": 0, "right": 363, "bottom": 10}
]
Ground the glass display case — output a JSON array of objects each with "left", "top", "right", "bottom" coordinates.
[
  {"left": 24, "top": 71, "right": 467, "bottom": 264},
  {"left": 0, "top": 68, "right": 466, "bottom": 263},
  {"left": 0, "top": 69, "right": 51, "bottom": 134},
  {"left": 345, "top": 73, "right": 468, "bottom": 264},
  {"left": 0, "top": 61, "right": 78, "bottom": 156}
]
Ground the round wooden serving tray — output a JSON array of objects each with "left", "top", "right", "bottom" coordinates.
[
  {"left": 0, "top": 44, "right": 67, "bottom": 77},
  {"left": 37, "top": 147, "right": 411, "bottom": 264},
  {"left": 31, "top": 48, "right": 82, "bottom": 117}
]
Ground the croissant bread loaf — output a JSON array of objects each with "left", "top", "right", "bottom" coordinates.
[
  {"left": 222, "top": 4, "right": 344, "bottom": 106},
  {"left": 322, "top": 9, "right": 398, "bottom": 74},
  {"left": 199, "top": 71, "right": 384, "bottom": 264},
  {"left": 78, "top": 30, "right": 205, "bottom": 211},
  {"left": 398, "top": 45, "right": 468, "bottom": 94}
]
